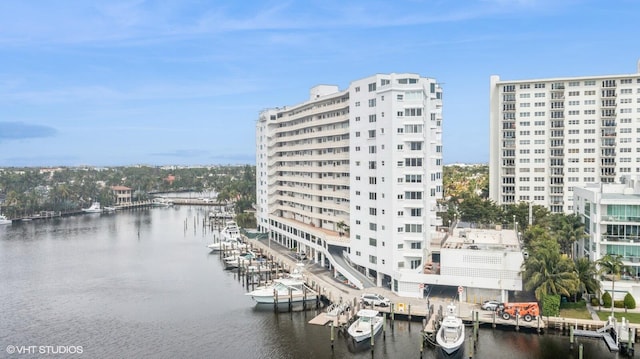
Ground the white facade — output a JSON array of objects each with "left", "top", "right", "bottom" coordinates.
[
  {"left": 256, "top": 74, "right": 444, "bottom": 298},
  {"left": 438, "top": 225, "right": 524, "bottom": 303},
  {"left": 574, "top": 176, "right": 640, "bottom": 302},
  {"left": 490, "top": 61, "right": 640, "bottom": 213}
]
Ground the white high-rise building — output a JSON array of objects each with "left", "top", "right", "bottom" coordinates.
[
  {"left": 489, "top": 61, "right": 640, "bottom": 213},
  {"left": 256, "top": 74, "right": 444, "bottom": 298}
]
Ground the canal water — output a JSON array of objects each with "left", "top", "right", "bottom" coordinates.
[{"left": 0, "top": 206, "right": 620, "bottom": 358}]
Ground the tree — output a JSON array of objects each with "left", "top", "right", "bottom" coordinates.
[
  {"left": 522, "top": 236, "right": 579, "bottom": 301},
  {"left": 457, "top": 196, "right": 501, "bottom": 225},
  {"left": 336, "top": 220, "right": 349, "bottom": 236},
  {"left": 574, "top": 257, "right": 600, "bottom": 302},
  {"left": 597, "top": 254, "right": 628, "bottom": 316},
  {"left": 554, "top": 214, "right": 587, "bottom": 258}
]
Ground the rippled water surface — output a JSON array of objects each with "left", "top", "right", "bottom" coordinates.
[{"left": 0, "top": 206, "right": 619, "bottom": 358}]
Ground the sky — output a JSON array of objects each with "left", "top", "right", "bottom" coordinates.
[{"left": 1, "top": 0, "right": 639, "bottom": 167}]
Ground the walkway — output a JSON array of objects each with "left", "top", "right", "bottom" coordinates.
[{"left": 327, "top": 245, "right": 376, "bottom": 288}]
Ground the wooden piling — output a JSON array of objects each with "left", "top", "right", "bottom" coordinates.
[
  {"left": 370, "top": 321, "right": 374, "bottom": 350},
  {"left": 474, "top": 310, "right": 479, "bottom": 343},
  {"left": 383, "top": 314, "right": 386, "bottom": 340},
  {"left": 569, "top": 325, "right": 574, "bottom": 349},
  {"left": 274, "top": 288, "right": 278, "bottom": 313},
  {"left": 578, "top": 343, "right": 583, "bottom": 359},
  {"left": 330, "top": 321, "right": 334, "bottom": 351}
]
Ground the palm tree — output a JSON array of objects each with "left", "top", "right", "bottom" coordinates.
[
  {"left": 523, "top": 236, "right": 579, "bottom": 301},
  {"left": 597, "top": 254, "right": 627, "bottom": 316},
  {"left": 555, "top": 214, "right": 587, "bottom": 258},
  {"left": 574, "top": 257, "right": 600, "bottom": 302}
]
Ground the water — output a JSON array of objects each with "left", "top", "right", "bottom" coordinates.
[{"left": 0, "top": 206, "right": 622, "bottom": 358}]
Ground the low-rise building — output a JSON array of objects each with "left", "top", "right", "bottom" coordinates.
[
  {"left": 111, "top": 186, "right": 132, "bottom": 205},
  {"left": 433, "top": 223, "right": 524, "bottom": 303}
]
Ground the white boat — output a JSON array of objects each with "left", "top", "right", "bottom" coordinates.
[
  {"left": 82, "top": 202, "right": 103, "bottom": 213},
  {"left": 224, "top": 251, "right": 263, "bottom": 269},
  {"left": 153, "top": 198, "right": 174, "bottom": 207},
  {"left": 208, "top": 211, "right": 233, "bottom": 219},
  {"left": 245, "top": 278, "right": 317, "bottom": 304},
  {"left": 221, "top": 220, "right": 241, "bottom": 241},
  {"left": 207, "top": 239, "right": 247, "bottom": 252},
  {"left": 103, "top": 206, "right": 116, "bottom": 213},
  {"left": 436, "top": 303, "right": 465, "bottom": 354},
  {"left": 0, "top": 214, "right": 11, "bottom": 225},
  {"left": 348, "top": 309, "right": 384, "bottom": 343}
]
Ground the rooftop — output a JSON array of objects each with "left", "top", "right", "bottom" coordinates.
[{"left": 442, "top": 222, "right": 521, "bottom": 251}]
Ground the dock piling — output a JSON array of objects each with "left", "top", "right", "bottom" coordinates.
[
  {"left": 569, "top": 325, "right": 574, "bottom": 349},
  {"left": 579, "top": 343, "right": 583, "bottom": 359},
  {"left": 330, "top": 322, "right": 334, "bottom": 351}
]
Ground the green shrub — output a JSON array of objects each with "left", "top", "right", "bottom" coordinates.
[
  {"left": 591, "top": 297, "right": 599, "bottom": 306},
  {"left": 614, "top": 300, "right": 625, "bottom": 308},
  {"left": 624, "top": 293, "right": 636, "bottom": 309},
  {"left": 541, "top": 295, "right": 560, "bottom": 317},
  {"left": 602, "top": 292, "right": 612, "bottom": 308}
]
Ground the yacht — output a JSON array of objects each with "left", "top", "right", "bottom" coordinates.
[
  {"left": 0, "top": 214, "right": 11, "bottom": 225},
  {"left": 245, "top": 277, "right": 317, "bottom": 304},
  {"left": 221, "top": 220, "right": 241, "bottom": 241},
  {"left": 82, "top": 202, "right": 103, "bottom": 213},
  {"left": 348, "top": 309, "right": 384, "bottom": 343},
  {"left": 436, "top": 303, "right": 465, "bottom": 354}
]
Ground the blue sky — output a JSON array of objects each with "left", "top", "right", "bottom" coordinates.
[{"left": 1, "top": 0, "right": 639, "bottom": 167}]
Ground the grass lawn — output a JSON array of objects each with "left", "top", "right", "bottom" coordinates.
[
  {"left": 559, "top": 308, "right": 593, "bottom": 320},
  {"left": 596, "top": 310, "right": 640, "bottom": 323}
]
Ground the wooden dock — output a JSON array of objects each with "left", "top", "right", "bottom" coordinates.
[{"left": 573, "top": 328, "right": 618, "bottom": 351}]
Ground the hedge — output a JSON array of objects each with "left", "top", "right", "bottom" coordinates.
[
  {"left": 602, "top": 292, "right": 612, "bottom": 308},
  {"left": 624, "top": 293, "right": 637, "bottom": 309},
  {"left": 542, "top": 294, "right": 560, "bottom": 317}
]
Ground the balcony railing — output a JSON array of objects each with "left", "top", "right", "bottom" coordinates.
[{"left": 601, "top": 215, "right": 640, "bottom": 223}]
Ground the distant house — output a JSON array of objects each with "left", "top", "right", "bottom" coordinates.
[
  {"left": 165, "top": 174, "right": 175, "bottom": 185},
  {"left": 111, "top": 186, "right": 132, "bottom": 205}
]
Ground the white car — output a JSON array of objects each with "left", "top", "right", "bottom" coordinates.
[
  {"left": 361, "top": 293, "right": 390, "bottom": 307},
  {"left": 481, "top": 300, "right": 501, "bottom": 311}
]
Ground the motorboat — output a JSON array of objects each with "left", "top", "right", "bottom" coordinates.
[
  {"left": 152, "top": 198, "right": 174, "bottom": 207},
  {"left": 82, "top": 202, "right": 103, "bottom": 213},
  {"left": 207, "top": 239, "right": 247, "bottom": 252},
  {"left": 221, "top": 220, "right": 241, "bottom": 241},
  {"left": 208, "top": 211, "right": 233, "bottom": 220},
  {"left": 245, "top": 278, "right": 317, "bottom": 304},
  {"left": 0, "top": 214, "right": 11, "bottom": 225},
  {"left": 436, "top": 303, "right": 465, "bottom": 354},
  {"left": 103, "top": 206, "right": 116, "bottom": 213},
  {"left": 224, "top": 251, "right": 263, "bottom": 269},
  {"left": 348, "top": 309, "right": 384, "bottom": 343}
]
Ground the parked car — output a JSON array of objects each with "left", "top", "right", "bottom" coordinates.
[
  {"left": 361, "top": 293, "right": 390, "bottom": 307},
  {"left": 481, "top": 300, "right": 502, "bottom": 311}
]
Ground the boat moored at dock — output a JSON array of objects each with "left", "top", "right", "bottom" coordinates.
[
  {"left": 82, "top": 202, "right": 103, "bottom": 213},
  {"left": 0, "top": 214, "right": 11, "bottom": 225},
  {"left": 245, "top": 277, "right": 317, "bottom": 304},
  {"left": 436, "top": 303, "right": 465, "bottom": 354},
  {"left": 348, "top": 309, "right": 384, "bottom": 343}
]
